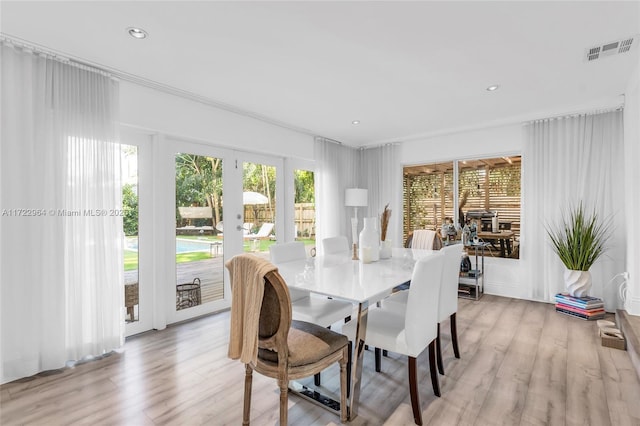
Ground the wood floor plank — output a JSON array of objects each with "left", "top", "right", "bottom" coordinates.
[
  {"left": 474, "top": 300, "right": 547, "bottom": 425},
  {"left": 519, "top": 304, "right": 569, "bottom": 426},
  {"left": 2, "top": 296, "right": 640, "bottom": 426},
  {"left": 421, "top": 295, "right": 518, "bottom": 425},
  {"left": 565, "top": 313, "right": 611, "bottom": 426}
]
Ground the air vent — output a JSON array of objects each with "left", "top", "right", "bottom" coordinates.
[
  {"left": 585, "top": 36, "right": 637, "bottom": 61},
  {"left": 585, "top": 35, "right": 638, "bottom": 62}
]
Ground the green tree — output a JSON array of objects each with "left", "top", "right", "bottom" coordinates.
[
  {"left": 294, "top": 170, "right": 314, "bottom": 203},
  {"left": 175, "top": 154, "right": 223, "bottom": 228},
  {"left": 122, "top": 183, "right": 138, "bottom": 236}
]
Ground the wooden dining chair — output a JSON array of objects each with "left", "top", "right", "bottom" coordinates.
[
  {"left": 381, "top": 244, "right": 463, "bottom": 375},
  {"left": 343, "top": 252, "right": 445, "bottom": 425},
  {"left": 269, "top": 242, "right": 353, "bottom": 386},
  {"left": 226, "top": 254, "right": 349, "bottom": 425}
]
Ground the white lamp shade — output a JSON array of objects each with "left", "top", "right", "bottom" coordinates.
[{"left": 345, "top": 188, "right": 368, "bottom": 207}]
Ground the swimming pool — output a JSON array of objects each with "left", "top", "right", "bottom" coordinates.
[{"left": 125, "top": 238, "right": 219, "bottom": 254}]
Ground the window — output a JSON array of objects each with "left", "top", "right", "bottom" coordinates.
[{"left": 403, "top": 155, "right": 521, "bottom": 259}]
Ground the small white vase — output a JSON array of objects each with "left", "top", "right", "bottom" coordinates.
[
  {"left": 359, "top": 217, "right": 380, "bottom": 263},
  {"left": 564, "top": 269, "right": 592, "bottom": 297},
  {"left": 380, "top": 239, "right": 392, "bottom": 259}
]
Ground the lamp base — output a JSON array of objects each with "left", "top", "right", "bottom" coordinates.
[{"left": 352, "top": 243, "right": 359, "bottom": 260}]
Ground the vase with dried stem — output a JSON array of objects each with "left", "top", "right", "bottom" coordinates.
[{"left": 380, "top": 203, "right": 392, "bottom": 259}]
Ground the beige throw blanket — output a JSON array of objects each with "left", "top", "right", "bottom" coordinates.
[
  {"left": 226, "top": 254, "right": 277, "bottom": 364},
  {"left": 412, "top": 229, "right": 436, "bottom": 249}
]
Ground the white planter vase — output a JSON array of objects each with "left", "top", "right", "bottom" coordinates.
[
  {"left": 564, "top": 269, "right": 592, "bottom": 297},
  {"left": 379, "top": 239, "right": 392, "bottom": 259},
  {"left": 359, "top": 217, "right": 380, "bottom": 263}
]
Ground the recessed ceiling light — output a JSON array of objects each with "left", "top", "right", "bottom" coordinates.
[
  {"left": 486, "top": 84, "right": 500, "bottom": 92},
  {"left": 352, "top": 120, "right": 360, "bottom": 125},
  {"left": 127, "top": 27, "right": 148, "bottom": 39}
]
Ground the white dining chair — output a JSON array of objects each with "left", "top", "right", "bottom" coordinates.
[
  {"left": 343, "top": 252, "right": 445, "bottom": 425},
  {"left": 322, "top": 236, "right": 350, "bottom": 254},
  {"left": 269, "top": 241, "right": 354, "bottom": 385},
  {"left": 381, "top": 244, "right": 463, "bottom": 375},
  {"left": 434, "top": 244, "right": 463, "bottom": 373}
]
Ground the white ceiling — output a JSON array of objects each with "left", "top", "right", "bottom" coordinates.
[{"left": 2, "top": 1, "right": 639, "bottom": 146}]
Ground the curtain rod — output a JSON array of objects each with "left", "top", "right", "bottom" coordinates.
[
  {"left": 314, "top": 136, "right": 343, "bottom": 145},
  {"left": 1, "top": 34, "right": 115, "bottom": 79},
  {"left": 1, "top": 33, "right": 322, "bottom": 139},
  {"left": 523, "top": 101, "right": 624, "bottom": 125}
]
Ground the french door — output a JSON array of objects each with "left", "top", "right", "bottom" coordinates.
[{"left": 165, "top": 139, "right": 283, "bottom": 324}]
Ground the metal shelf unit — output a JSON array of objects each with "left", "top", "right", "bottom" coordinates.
[{"left": 458, "top": 243, "right": 488, "bottom": 300}]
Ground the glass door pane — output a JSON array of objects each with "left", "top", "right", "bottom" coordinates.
[
  {"left": 294, "top": 169, "right": 316, "bottom": 256},
  {"left": 175, "top": 153, "right": 224, "bottom": 312},
  {"left": 122, "top": 144, "right": 139, "bottom": 323},
  {"left": 242, "top": 161, "right": 276, "bottom": 256}
]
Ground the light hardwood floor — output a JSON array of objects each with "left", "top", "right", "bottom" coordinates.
[{"left": 2, "top": 295, "right": 640, "bottom": 425}]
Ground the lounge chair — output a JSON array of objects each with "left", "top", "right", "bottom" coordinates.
[{"left": 243, "top": 223, "right": 274, "bottom": 240}]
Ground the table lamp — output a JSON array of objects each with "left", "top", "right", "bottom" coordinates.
[{"left": 345, "top": 188, "right": 368, "bottom": 260}]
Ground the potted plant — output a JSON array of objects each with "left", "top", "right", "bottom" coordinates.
[{"left": 546, "top": 203, "right": 612, "bottom": 297}]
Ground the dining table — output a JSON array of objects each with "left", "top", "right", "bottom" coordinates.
[
  {"left": 275, "top": 246, "right": 436, "bottom": 421},
  {"left": 476, "top": 229, "right": 515, "bottom": 257}
]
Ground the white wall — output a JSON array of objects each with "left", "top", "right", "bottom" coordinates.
[
  {"left": 120, "top": 81, "right": 315, "bottom": 160},
  {"left": 399, "top": 124, "right": 528, "bottom": 300},
  {"left": 624, "top": 60, "right": 640, "bottom": 315}
]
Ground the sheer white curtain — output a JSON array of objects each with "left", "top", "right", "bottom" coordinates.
[
  {"left": 522, "top": 110, "right": 626, "bottom": 310},
  {"left": 1, "top": 40, "right": 123, "bottom": 383},
  {"left": 358, "top": 144, "right": 402, "bottom": 247},
  {"left": 314, "top": 138, "right": 359, "bottom": 250}
]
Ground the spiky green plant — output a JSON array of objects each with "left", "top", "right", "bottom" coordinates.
[{"left": 546, "top": 203, "right": 612, "bottom": 271}]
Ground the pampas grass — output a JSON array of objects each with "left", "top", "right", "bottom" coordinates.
[{"left": 380, "top": 203, "right": 391, "bottom": 241}]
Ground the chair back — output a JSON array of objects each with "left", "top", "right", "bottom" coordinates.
[
  {"left": 410, "top": 229, "right": 437, "bottom": 249},
  {"left": 322, "top": 236, "right": 349, "bottom": 254},
  {"left": 269, "top": 241, "right": 306, "bottom": 264},
  {"left": 258, "top": 270, "right": 292, "bottom": 356},
  {"left": 438, "top": 244, "right": 463, "bottom": 321},
  {"left": 404, "top": 252, "right": 444, "bottom": 356}
]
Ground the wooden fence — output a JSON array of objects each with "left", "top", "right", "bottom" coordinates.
[{"left": 243, "top": 202, "right": 316, "bottom": 237}]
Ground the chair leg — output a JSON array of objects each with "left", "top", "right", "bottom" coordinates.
[
  {"left": 315, "top": 324, "right": 335, "bottom": 386},
  {"left": 340, "top": 346, "right": 348, "bottom": 424},
  {"left": 278, "top": 378, "right": 288, "bottom": 426},
  {"left": 408, "top": 356, "right": 423, "bottom": 426},
  {"left": 347, "top": 342, "right": 352, "bottom": 398},
  {"left": 375, "top": 348, "right": 382, "bottom": 372},
  {"left": 428, "top": 340, "right": 441, "bottom": 397},
  {"left": 436, "top": 323, "right": 444, "bottom": 375},
  {"left": 451, "top": 313, "right": 460, "bottom": 359},
  {"left": 243, "top": 364, "right": 253, "bottom": 426}
]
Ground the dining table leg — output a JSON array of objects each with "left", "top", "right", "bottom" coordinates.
[{"left": 348, "top": 300, "right": 369, "bottom": 420}]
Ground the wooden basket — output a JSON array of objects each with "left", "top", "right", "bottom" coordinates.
[
  {"left": 124, "top": 282, "right": 139, "bottom": 307},
  {"left": 600, "top": 328, "right": 626, "bottom": 350}
]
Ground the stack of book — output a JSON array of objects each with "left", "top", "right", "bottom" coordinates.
[{"left": 555, "top": 293, "right": 605, "bottom": 320}]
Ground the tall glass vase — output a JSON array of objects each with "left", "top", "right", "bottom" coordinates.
[{"left": 359, "top": 217, "right": 380, "bottom": 263}]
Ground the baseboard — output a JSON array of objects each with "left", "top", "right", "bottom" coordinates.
[{"left": 616, "top": 309, "right": 640, "bottom": 382}]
